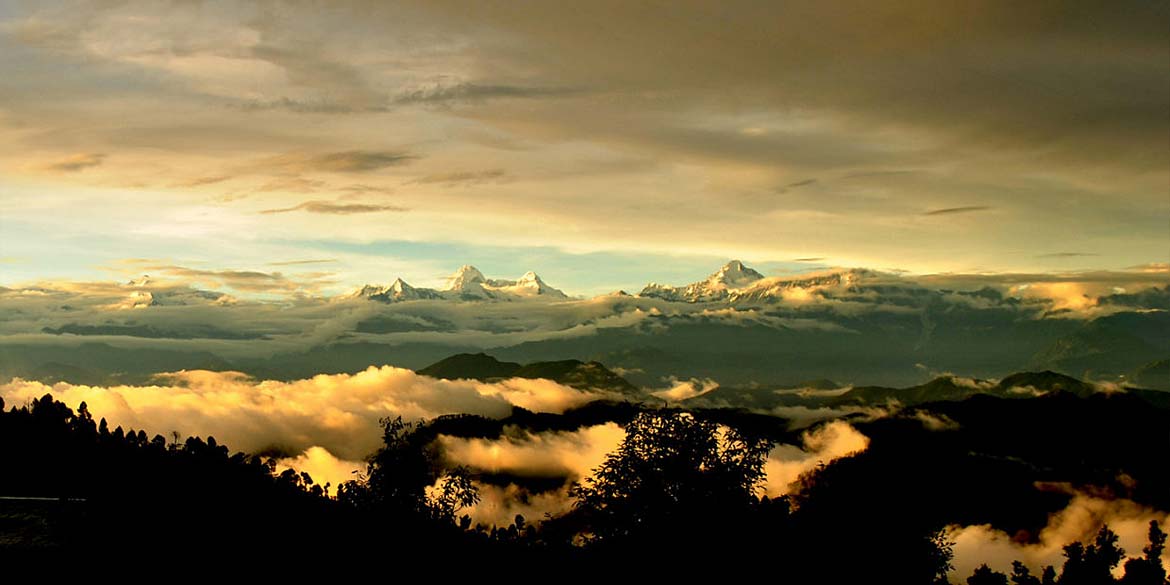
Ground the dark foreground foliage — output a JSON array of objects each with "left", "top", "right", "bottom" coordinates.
[{"left": 1, "top": 391, "right": 1167, "bottom": 583}]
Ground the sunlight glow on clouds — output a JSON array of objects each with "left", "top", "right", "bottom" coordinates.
[
  {"left": 0, "top": 1, "right": 1165, "bottom": 281},
  {"left": 946, "top": 488, "right": 1170, "bottom": 579},
  {"left": 763, "top": 421, "right": 870, "bottom": 497},
  {"left": 0, "top": 367, "right": 611, "bottom": 460}
]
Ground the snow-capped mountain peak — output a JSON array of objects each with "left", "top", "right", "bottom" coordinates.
[
  {"left": 347, "top": 277, "right": 441, "bottom": 302},
  {"left": 639, "top": 260, "right": 766, "bottom": 302},
  {"left": 388, "top": 278, "right": 412, "bottom": 294},
  {"left": 445, "top": 265, "right": 487, "bottom": 292},
  {"left": 492, "top": 270, "right": 568, "bottom": 298},
  {"left": 352, "top": 265, "right": 568, "bottom": 303},
  {"left": 706, "top": 260, "right": 765, "bottom": 289}
]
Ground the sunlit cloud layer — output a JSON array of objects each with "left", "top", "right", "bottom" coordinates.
[
  {"left": 947, "top": 487, "right": 1170, "bottom": 579},
  {"left": 0, "top": 367, "right": 611, "bottom": 459}
]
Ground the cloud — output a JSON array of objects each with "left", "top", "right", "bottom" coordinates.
[
  {"left": 44, "top": 153, "right": 106, "bottom": 172},
  {"left": 260, "top": 200, "right": 409, "bottom": 215},
  {"left": 275, "top": 446, "right": 364, "bottom": 496},
  {"left": 237, "top": 97, "right": 389, "bottom": 114},
  {"left": 1037, "top": 252, "right": 1099, "bottom": 258},
  {"left": 267, "top": 259, "right": 339, "bottom": 266},
  {"left": 439, "top": 424, "right": 624, "bottom": 481},
  {"left": 138, "top": 265, "right": 321, "bottom": 293},
  {"left": 763, "top": 420, "right": 869, "bottom": 497},
  {"left": 946, "top": 487, "right": 1170, "bottom": 580},
  {"left": 777, "top": 178, "right": 818, "bottom": 193},
  {"left": 0, "top": 367, "right": 610, "bottom": 461},
  {"left": 922, "top": 206, "right": 992, "bottom": 216},
  {"left": 171, "top": 175, "right": 231, "bottom": 188},
  {"left": 394, "top": 83, "right": 573, "bottom": 105},
  {"left": 410, "top": 169, "right": 510, "bottom": 185},
  {"left": 438, "top": 421, "right": 869, "bottom": 526},
  {"left": 793, "top": 257, "right": 826, "bottom": 263},
  {"left": 651, "top": 377, "right": 719, "bottom": 402},
  {"left": 0, "top": 1, "right": 1165, "bottom": 276},
  {"left": 253, "top": 177, "right": 327, "bottom": 193},
  {"left": 260, "top": 151, "right": 417, "bottom": 174},
  {"left": 460, "top": 482, "right": 577, "bottom": 528},
  {"left": 1127, "top": 263, "right": 1169, "bottom": 274}
]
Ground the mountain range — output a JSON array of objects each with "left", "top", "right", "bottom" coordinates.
[
  {"left": 347, "top": 260, "right": 884, "bottom": 305},
  {"left": 3, "top": 260, "right": 1167, "bottom": 389},
  {"left": 349, "top": 265, "right": 568, "bottom": 302},
  {"left": 415, "top": 354, "right": 1170, "bottom": 410}
]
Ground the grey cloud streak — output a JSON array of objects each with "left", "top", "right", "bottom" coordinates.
[
  {"left": 260, "top": 200, "right": 408, "bottom": 215},
  {"left": 922, "top": 206, "right": 992, "bottom": 216}
]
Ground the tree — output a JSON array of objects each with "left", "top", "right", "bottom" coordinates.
[
  {"left": 568, "top": 410, "right": 772, "bottom": 548},
  {"left": 1011, "top": 561, "right": 1041, "bottom": 585},
  {"left": 337, "top": 416, "right": 478, "bottom": 525},
  {"left": 1059, "top": 525, "right": 1125, "bottom": 585},
  {"left": 968, "top": 564, "right": 1009, "bottom": 585},
  {"left": 427, "top": 466, "right": 479, "bottom": 522},
  {"left": 1120, "top": 520, "right": 1168, "bottom": 585}
]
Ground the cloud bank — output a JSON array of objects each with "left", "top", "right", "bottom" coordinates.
[
  {"left": 763, "top": 420, "right": 870, "bottom": 497},
  {"left": 946, "top": 488, "right": 1170, "bottom": 579},
  {"left": 0, "top": 367, "right": 610, "bottom": 460}
]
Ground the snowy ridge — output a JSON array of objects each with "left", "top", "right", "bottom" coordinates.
[
  {"left": 348, "top": 260, "right": 878, "bottom": 304},
  {"left": 640, "top": 262, "right": 878, "bottom": 303},
  {"left": 351, "top": 265, "right": 568, "bottom": 303}
]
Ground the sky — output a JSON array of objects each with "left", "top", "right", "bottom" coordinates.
[{"left": 1, "top": 1, "right": 1167, "bottom": 297}]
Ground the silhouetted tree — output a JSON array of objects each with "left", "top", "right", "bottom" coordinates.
[
  {"left": 1059, "top": 525, "right": 1125, "bottom": 585},
  {"left": 428, "top": 466, "right": 479, "bottom": 522},
  {"left": 568, "top": 410, "right": 772, "bottom": 550},
  {"left": 338, "top": 415, "right": 478, "bottom": 526},
  {"left": 1011, "top": 561, "right": 1042, "bottom": 585},
  {"left": 968, "top": 564, "right": 1009, "bottom": 585},
  {"left": 1120, "top": 521, "right": 1168, "bottom": 585},
  {"left": 1041, "top": 566, "right": 1058, "bottom": 585}
]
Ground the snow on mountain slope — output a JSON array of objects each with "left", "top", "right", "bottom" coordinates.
[
  {"left": 640, "top": 261, "right": 878, "bottom": 303},
  {"left": 348, "top": 260, "right": 882, "bottom": 305},
  {"left": 351, "top": 266, "right": 568, "bottom": 303}
]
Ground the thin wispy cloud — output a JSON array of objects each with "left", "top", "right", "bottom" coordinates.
[
  {"left": 171, "top": 176, "right": 231, "bottom": 188},
  {"left": 260, "top": 151, "right": 417, "bottom": 174},
  {"left": 267, "top": 259, "right": 339, "bottom": 266},
  {"left": 1037, "top": 252, "right": 1099, "bottom": 258},
  {"left": 44, "top": 153, "right": 106, "bottom": 173},
  {"left": 394, "top": 83, "right": 574, "bottom": 105},
  {"left": 260, "top": 200, "right": 408, "bottom": 215},
  {"left": 922, "top": 206, "right": 992, "bottom": 216},
  {"left": 411, "top": 170, "right": 510, "bottom": 185},
  {"left": 237, "top": 97, "right": 389, "bottom": 114}
]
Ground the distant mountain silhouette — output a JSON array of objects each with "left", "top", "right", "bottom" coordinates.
[
  {"left": 418, "top": 352, "right": 524, "bottom": 380},
  {"left": 1130, "top": 359, "right": 1169, "bottom": 390},
  {"left": 418, "top": 353, "right": 640, "bottom": 395},
  {"left": 685, "top": 370, "right": 1170, "bottom": 410}
]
